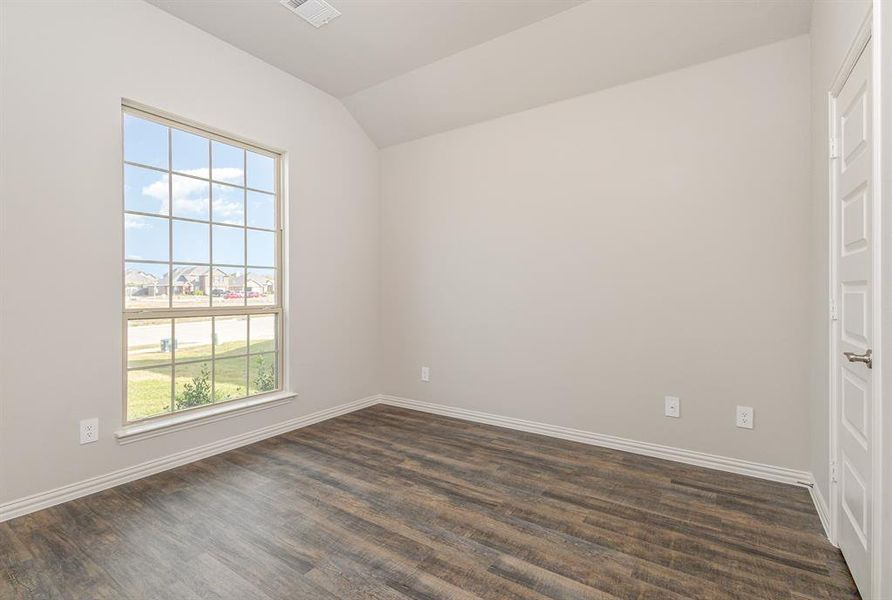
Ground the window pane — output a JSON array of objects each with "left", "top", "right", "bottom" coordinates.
[
  {"left": 172, "top": 220, "right": 209, "bottom": 263},
  {"left": 128, "top": 365, "right": 172, "bottom": 421},
  {"left": 124, "top": 109, "right": 281, "bottom": 423},
  {"left": 208, "top": 267, "right": 232, "bottom": 299},
  {"left": 212, "top": 141, "right": 244, "bottom": 186},
  {"left": 175, "top": 317, "right": 213, "bottom": 362},
  {"left": 172, "top": 129, "right": 209, "bottom": 178},
  {"left": 246, "top": 191, "right": 275, "bottom": 230},
  {"left": 214, "top": 315, "right": 248, "bottom": 357},
  {"left": 249, "top": 314, "right": 276, "bottom": 353},
  {"left": 249, "top": 353, "right": 278, "bottom": 395},
  {"left": 213, "top": 224, "right": 244, "bottom": 265},
  {"left": 214, "top": 356, "right": 247, "bottom": 402},
  {"left": 125, "top": 214, "right": 168, "bottom": 262},
  {"left": 172, "top": 175, "right": 209, "bottom": 221},
  {"left": 247, "top": 229, "right": 275, "bottom": 267},
  {"left": 127, "top": 319, "right": 172, "bottom": 368},
  {"left": 125, "top": 262, "right": 169, "bottom": 309},
  {"left": 213, "top": 267, "right": 245, "bottom": 306},
  {"left": 124, "top": 114, "right": 168, "bottom": 170},
  {"left": 246, "top": 269, "right": 276, "bottom": 306},
  {"left": 212, "top": 184, "right": 244, "bottom": 225},
  {"left": 175, "top": 361, "right": 213, "bottom": 411},
  {"left": 247, "top": 151, "right": 275, "bottom": 192},
  {"left": 124, "top": 165, "right": 167, "bottom": 215},
  {"left": 171, "top": 265, "right": 210, "bottom": 308}
]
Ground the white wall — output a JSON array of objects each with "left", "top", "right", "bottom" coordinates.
[
  {"left": 380, "top": 36, "right": 812, "bottom": 470},
  {"left": 806, "top": 0, "right": 872, "bottom": 511},
  {"left": 0, "top": 1, "right": 379, "bottom": 503}
]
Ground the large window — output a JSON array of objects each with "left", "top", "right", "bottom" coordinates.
[{"left": 123, "top": 105, "right": 282, "bottom": 423}]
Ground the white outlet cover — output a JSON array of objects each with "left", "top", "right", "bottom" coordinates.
[
  {"left": 664, "top": 396, "right": 680, "bottom": 418},
  {"left": 421, "top": 366, "right": 430, "bottom": 382},
  {"left": 736, "top": 406, "right": 754, "bottom": 429},
  {"left": 80, "top": 418, "right": 99, "bottom": 444}
]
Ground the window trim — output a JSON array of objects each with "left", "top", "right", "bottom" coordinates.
[
  {"left": 114, "top": 391, "right": 296, "bottom": 445},
  {"left": 121, "top": 101, "right": 285, "bottom": 426}
]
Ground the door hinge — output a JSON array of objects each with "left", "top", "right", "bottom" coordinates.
[
  {"left": 829, "top": 138, "right": 839, "bottom": 159},
  {"left": 830, "top": 299, "right": 839, "bottom": 321},
  {"left": 831, "top": 461, "right": 839, "bottom": 483}
]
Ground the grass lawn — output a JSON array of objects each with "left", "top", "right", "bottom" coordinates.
[{"left": 127, "top": 340, "right": 277, "bottom": 421}]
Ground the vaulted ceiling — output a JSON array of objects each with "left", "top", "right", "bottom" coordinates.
[{"left": 147, "top": 0, "right": 812, "bottom": 147}]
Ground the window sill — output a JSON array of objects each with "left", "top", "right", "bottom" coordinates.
[{"left": 115, "top": 392, "right": 296, "bottom": 445}]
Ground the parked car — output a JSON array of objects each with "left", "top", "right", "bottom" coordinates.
[
  {"left": 224, "top": 291, "right": 244, "bottom": 299},
  {"left": 211, "top": 288, "right": 227, "bottom": 296},
  {"left": 247, "top": 291, "right": 262, "bottom": 298}
]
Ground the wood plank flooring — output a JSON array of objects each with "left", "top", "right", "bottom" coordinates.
[{"left": 0, "top": 405, "right": 859, "bottom": 599}]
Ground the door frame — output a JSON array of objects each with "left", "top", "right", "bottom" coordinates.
[{"left": 827, "top": 7, "right": 884, "bottom": 595}]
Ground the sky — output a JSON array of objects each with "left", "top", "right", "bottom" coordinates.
[{"left": 123, "top": 115, "right": 277, "bottom": 270}]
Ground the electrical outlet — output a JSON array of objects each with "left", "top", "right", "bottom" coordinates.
[
  {"left": 664, "top": 396, "right": 680, "bottom": 418},
  {"left": 80, "top": 418, "right": 99, "bottom": 444},
  {"left": 736, "top": 406, "right": 754, "bottom": 429},
  {"left": 421, "top": 366, "right": 430, "bottom": 382}
]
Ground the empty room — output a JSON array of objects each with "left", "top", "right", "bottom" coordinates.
[{"left": 1, "top": 0, "right": 890, "bottom": 598}]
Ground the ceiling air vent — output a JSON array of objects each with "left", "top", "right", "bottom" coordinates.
[{"left": 279, "top": 0, "right": 341, "bottom": 28}]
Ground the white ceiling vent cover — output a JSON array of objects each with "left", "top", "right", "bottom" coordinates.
[{"left": 280, "top": 0, "right": 341, "bottom": 28}]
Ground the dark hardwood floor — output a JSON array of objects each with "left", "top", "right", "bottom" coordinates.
[{"left": 0, "top": 404, "right": 859, "bottom": 599}]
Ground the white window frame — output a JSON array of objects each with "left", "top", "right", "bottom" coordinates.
[{"left": 121, "top": 101, "right": 285, "bottom": 425}]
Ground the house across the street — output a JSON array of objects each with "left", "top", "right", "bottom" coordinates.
[{"left": 124, "top": 266, "right": 273, "bottom": 298}]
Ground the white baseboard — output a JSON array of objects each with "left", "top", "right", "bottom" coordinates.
[
  {"left": 0, "top": 392, "right": 831, "bottom": 547},
  {"left": 809, "top": 479, "right": 835, "bottom": 545},
  {"left": 0, "top": 395, "right": 379, "bottom": 523},
  {"left": 378, "top": 395, "right": 814, "bottom": 487},
  {"left": 378, "top": 395, "right": 836, "bottom": 543}
]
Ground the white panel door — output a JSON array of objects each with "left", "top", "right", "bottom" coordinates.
[{"left": 833, "top": 39, "right": 873, "bottom": 598}]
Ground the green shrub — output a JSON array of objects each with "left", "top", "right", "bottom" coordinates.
[
  {"left": 253, "top": 355, "right": 275, "bottom": 392},
  {"left": 176, "top": 364, "right": 212, "bottom": 409}
]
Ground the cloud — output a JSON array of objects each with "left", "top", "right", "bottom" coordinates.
[
  {"left": 211, "top": 167, "right": 244, "bottom": 184},
  {"left": 141, "top": 168, "right": 245, "bottom": 220},
  {"left": 124, "top": 214, "right": 149, "bottom": 229},
  {"left": 213, "top": 198, "right": 244, "bottom": 221}
]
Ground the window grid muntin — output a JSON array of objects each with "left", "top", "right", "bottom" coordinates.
[
  {"left": 123, "top": 104, "right": 283, "bottom": 424},
  {"left": 124, "top": 159, "right": 278, "bottom": 198},
  {"left": 122, "top": 314, "right": 279, "bottom": 414},
  {"left": 123, "top": 109, "right": 282, "bottom": 314},
  {"left": 124, "top": 137, "right": 277, "bottom": 308}
]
